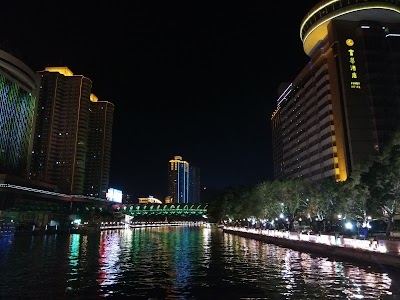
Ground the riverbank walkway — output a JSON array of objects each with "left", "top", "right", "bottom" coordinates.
[{"left": 223, "top": 226, "right": 400, "bottom": 271}]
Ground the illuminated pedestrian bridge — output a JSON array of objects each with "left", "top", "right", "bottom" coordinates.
[{"left": 111, "top": 203, "right": 208, "bottom": 217}]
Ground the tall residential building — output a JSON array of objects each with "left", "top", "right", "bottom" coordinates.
[
  {"left": 272, "top": 0, "right": 400, "bottom": 182},
  {"left": 83, "top": 94, "right": 114, "bottom": 198},
  {"left": 168, "top": 156, "right": 189, "bottom": 203},
  {"left": 0, "top": 48, "right": 39, "bottom": 178},
  {"left": 30, "top": 67, "right": 114, "bottom": 197}
]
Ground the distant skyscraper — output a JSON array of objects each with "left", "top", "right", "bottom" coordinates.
[
  {"left": 189, "top": 165, "right": 200, "bottom": 203},
  {"left": 0, "top": 48, "right": 39, "bottom": 178},
  {"left": 30, "top": 67, "right": 114, "bottom": 197},
  {"left": 272, "top": 0, "right": 400, "bottom": 183},
  {"left": 168, "top": 156, "right": 189, "bottom": 203}
]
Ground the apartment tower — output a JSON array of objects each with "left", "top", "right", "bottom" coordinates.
[
  {"left": 83, "top": 94, "right": 114, "bottom": 198},
  {"left": 272, "top": 0, "right": 400, "bottom": 182},
  {"left": 30, "top": 67, "right": 114, "bottom": 197}
]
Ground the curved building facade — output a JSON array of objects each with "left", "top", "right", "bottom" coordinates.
[
  {"left": 301, "top": 0, "right": 400, "bottom": 55},
  {"left": 272, "top": 0, "right": 400, "bottom": 182},
  {"left": 0, "top": 49, "right": 39, "bottom": 177}
]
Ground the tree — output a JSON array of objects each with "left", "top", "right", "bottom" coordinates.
[
  {"left": 270, "top": 179, "right": 309, "bottom": 231},
  {"left": 367, "top": 132, "right": 400, "bottom": 235},
  {"left": 206, "top": 190, "right": 228, "bottom": 223},
  {"left": 307, "top": 178, "right": 342, "bottom": 232},
  {"left": 340, "top": 163, "right": 370, "bottom": 222},
  {"left": 252, "top": 181, "right": 282, "bottom": 221}
]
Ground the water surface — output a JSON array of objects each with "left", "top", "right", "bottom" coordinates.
[{"left": 0, "top": 225, "right": 399, "bottom": 299}]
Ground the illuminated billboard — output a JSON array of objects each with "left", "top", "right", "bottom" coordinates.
[{"left": 106, "top": 188, "right": 123, "bottom": 203}]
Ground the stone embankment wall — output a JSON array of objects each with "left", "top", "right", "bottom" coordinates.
[{"left": 223, "top": 227, "right": 400, "bottom": 271}]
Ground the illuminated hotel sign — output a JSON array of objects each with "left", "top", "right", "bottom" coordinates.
[{"left": 346, "top": 39, "right": 361, "bottom": 89}]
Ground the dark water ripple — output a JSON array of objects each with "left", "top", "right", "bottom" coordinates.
[{"left": 1, "top": 226, "right": 400, "bottom": 299}]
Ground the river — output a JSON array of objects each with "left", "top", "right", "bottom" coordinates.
[{"left": 0, "top": 224, "right": 399, "bottom": 299}]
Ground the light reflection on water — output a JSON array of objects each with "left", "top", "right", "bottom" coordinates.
[{"left": 0, "top": 226, "right": 399, "bottom": 299}]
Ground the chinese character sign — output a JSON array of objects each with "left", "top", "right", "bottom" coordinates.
[{"left": 346, "top": 39, "right": 361, "bottom": 89}]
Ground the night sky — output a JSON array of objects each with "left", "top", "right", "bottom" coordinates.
[{"left": 3, "top": 1, "right": 321, "bottom": 200}]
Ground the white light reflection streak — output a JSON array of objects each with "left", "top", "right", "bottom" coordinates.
[
  {"left": 97, "top": 231, "right": 122, "bottom": 290},
  {"left": 280, "top": 250, "right": 296, "bottom": 297},
  {"left": 202, "top": 227, "right": 211, "bottom": 263}
]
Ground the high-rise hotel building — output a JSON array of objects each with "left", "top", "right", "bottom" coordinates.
[
  {"left": 168, "top": 156, "right": 189, "bottom": 203},
  {"left": 0, "top": 49, "right": 39, "bottom": 178},
  {"left": 168, "top": 156, "right": 201, "bottom": 204},
  {"left": 30, "top": 67, "right": 114, "bottom": 197},
  {"left": 272, "top": 0, "right": 400, "bottom": 182},
  {"left": 168, "top": 156, "right": 190, "bottom": 203}
]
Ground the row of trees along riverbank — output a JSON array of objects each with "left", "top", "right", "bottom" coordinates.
[{"left": 207, "top": 131, "right": 400, "bottom": 236}]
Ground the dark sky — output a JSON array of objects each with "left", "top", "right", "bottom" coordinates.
[{"left": 3, "top": 1, "right": 320, "bottom": 200}]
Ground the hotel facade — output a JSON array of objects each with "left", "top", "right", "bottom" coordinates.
[{"left": 272, "top": 0, "right": 400, "bottom": 182}]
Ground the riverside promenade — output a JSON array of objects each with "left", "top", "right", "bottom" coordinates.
[{"left": 223, "top": 226, "right": 400, "bottom": 271}]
